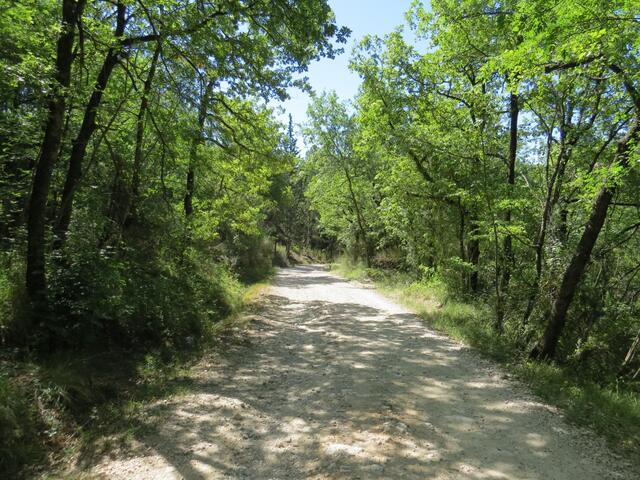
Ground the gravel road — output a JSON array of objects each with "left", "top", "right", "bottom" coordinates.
[{"left": 84, "top": 265, "right": 636, "bottom": 479}]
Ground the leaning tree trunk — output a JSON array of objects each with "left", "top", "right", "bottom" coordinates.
[
  {"left": 53, "top": 2, "right": 127, "bottom": 249},
  {"left": 26, "top": 0, "right": 85, "bottom": 300},
  {"left": 531, "top": 122, "right": 639, "bottom": 360},
  {"left": 620, "top": 329, "right": 640, "bottom": 379}
]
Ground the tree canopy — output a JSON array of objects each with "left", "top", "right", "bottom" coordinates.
[
  {"left": 304, "top": 0, "right": 640, "bottom": 372},
  {"left": 1, "top": 1, "right": 640, "bottom": 475}
]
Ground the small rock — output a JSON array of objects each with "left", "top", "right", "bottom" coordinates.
[
  {"left": 325, "top": 443, "right": 363, "bottom": 456},
  {"left": 365, "top": 464, "right": 384, "bottom": 473}
]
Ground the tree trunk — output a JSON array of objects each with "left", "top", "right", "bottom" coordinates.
[
  {"left": 620, "top": 329, "right": 640, "bottom": 377},
  {"left": 102, "top": 148, "right": 129, "bottom": 245},
  {"left": 184, "top": 168, "right": 195, "bottom": 216},
  {"left": 128, "top": 42, "right": 161, "bottom": 224},
  {"left": 523, "top": 141, "right": 573, "bottom": 325},
  {"left": 185, "top": 80, "right": 214, "bottom": 217},
  {"left": 457, "top": 202, "right": 467, "bottom": 288},
  {"left": 531, "top": 122, "right": 638, "bottom": 360},
  {"left": 500, "top": 92, "right": 518, "bottom": 292},
  {"left": 557, "top": 205, "right": 569, "bottom": 242},
  {"left": 343, "top": 166, "right": 370, "bottom": 267},
  {"left": 468, "top": 218, "right": 481, "bottom": 293},
  {"left": 495, "top": 92, "right": 519, "bottom": 331},
  {"left": 53, "top": 2, "right": 127, "bottom": 248},
  {"left": 26, "top": 0, "right": 84, "bottom": 299}
]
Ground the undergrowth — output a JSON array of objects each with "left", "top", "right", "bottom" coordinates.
[
  {"left": 0, "top": 248, "right": 273, "bottom": 479},
  {"left": 332, "top": 257, "right": 640, "bottom": 464}
]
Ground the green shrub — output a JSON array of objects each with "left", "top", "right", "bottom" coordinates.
[
  {"left": 43, "top": 229, "right": 246, "bottom": 350},
  {"left": 272, "top": 244, "right": 291, "bottom": 267},
  {"left": 0, "top": 372, "right": 43, "bottom": 479},
  {"left": 229, "top": 234, "right": 274, "bottom": 282},
  {"left": 0, "top": 253, "right": 29, "bottom": 345}
]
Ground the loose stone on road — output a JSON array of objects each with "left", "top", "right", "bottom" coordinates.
[{"left": 86, "top": 265, "right": 636, "bottom": 479}]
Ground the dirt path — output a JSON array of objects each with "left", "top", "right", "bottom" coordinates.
[{"left": 85, "top": 265, "right": 635, "bottom": 479}]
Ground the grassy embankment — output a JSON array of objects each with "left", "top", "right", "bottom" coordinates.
[
  {"left": 0, "top": 264, "right": 272, "bottom": 479},
  {"left": 332, "top": 257, "right": 640, "bottom": 465}
]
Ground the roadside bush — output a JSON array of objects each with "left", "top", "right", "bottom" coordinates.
[
  {"left": 0, "top": 372, "right": 43, "bottom": 479},
  {"left": 228, "top": 234, "right": 274, "bottom": 282},
  {"left": 42, "top": 225, "right": 246, "bottom": 350}
]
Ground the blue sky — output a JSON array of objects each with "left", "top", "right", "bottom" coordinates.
[{"left": 277, "top": 0, "right": 419, "bottom": 149}]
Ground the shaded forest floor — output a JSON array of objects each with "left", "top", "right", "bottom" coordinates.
[{"left": 66, "top": 265, "right": 636, "bottom": 479}]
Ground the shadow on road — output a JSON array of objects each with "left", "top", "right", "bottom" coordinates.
[{"left": 78, "top": 266, "right": 632, "bottom": 479}]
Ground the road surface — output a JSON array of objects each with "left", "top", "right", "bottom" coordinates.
[{"left": 85, "top": 265, "right": 634, "bottom": 479}]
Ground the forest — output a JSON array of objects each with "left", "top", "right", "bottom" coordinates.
[{"left": 1, "top": 0, "right": 639, "bottom": 477}]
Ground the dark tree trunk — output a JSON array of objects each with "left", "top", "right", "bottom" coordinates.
[
  {"left": 184, "top": 167, "right": 195, "bottom": 216},
  {"left": 531, "top": 122, "right": 638, "bottom": 360},
  {"left": 26, "top": 0, "right": 84, "bottom": 299},
  {"left": 557, "top": 206, "right": 569, "bottom": 242},
  {"left": 458, "top": 202, "right": 466, "bottom": 287},
  {"left": 185, "top": 80, "right": 213, "bottom": 217},
  {"left": 128, "top": 42, "right": 161, "bottom": 224},
  {"left": 458, "top": 204, "right": 466, "bottom": 261},
  {"left": 53, "top": 2, "right": 127, "bottom": 248},
  {"left": 102, "top": 149, "right": 129, "bottom": 244},
  {"left": 500, "top": 92, "right": 518, "bottom": 292},
  {"left": 495, "top": 92, "right": 519, "bottom": 332}
]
